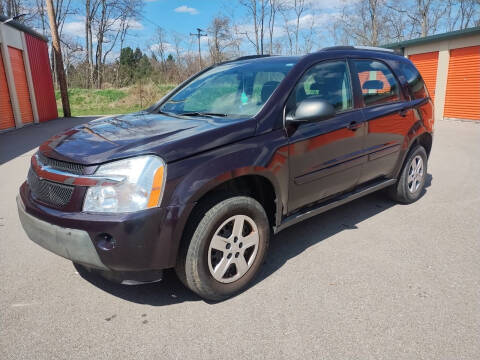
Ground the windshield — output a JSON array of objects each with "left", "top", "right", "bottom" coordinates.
[{"left": 159, "top": 58, "right": 298, "bottom": 118}]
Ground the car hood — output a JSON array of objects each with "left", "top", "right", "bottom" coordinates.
[{"left": 39, "top": 112, "right": 256, "bottom": 164}]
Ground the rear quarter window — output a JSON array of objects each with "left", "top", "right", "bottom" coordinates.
[
  {"left": 399, "top": 61, "right": 428, "bottom": 100},
  {"left": 352, "top": 59, "right": 401, "bottom": 107}
]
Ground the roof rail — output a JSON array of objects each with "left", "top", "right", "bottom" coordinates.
[
  {"left": 215, "top": 54, "right": 273, "bottom": 67},
  {"left": 232, "top": 54, "right": 273, "bottom": 61},
  {"left": 322, "top": 45, "right": 395, "bottom": 53},
  {"left": 322, "top": 46, "right": 355, "bottom": 51}
]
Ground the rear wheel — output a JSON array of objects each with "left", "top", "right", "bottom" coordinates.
[
  {"left": 389, "top": 145, "right": 428, "bottom": 203},
  {"left": 175, "top": 196, "right": 270, "bottom": 301}
]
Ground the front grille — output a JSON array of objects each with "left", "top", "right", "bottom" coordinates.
[
  {"left": 38, "top": 153, "right": 85, "bottom": 175},
  {"left": 27, "top": 168, "right": 74, "bottom": 207}
]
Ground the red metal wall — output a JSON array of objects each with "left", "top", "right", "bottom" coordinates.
[{"left": 24, "top": 33, "right": 58, "bottom": 122}]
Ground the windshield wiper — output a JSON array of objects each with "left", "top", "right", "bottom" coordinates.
[
  {"left": 158, "top": 109, "right": 178, "bottom": 117},
  {"left": 178, "top": 112, "right": 228, "bottom": 118}
]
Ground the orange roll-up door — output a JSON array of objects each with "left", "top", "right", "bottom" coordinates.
[
  {"left": 8, "top": 47, "right": 33, "bottom": 124},
  {"left": 409, "top": 52, "right": 439, "bottom": 102},
  {"left": 0, "top": 50, "right": 15, "bottom": 130},
  {"left": 444, "top": 46, "right": 480, "bottom": 121}
]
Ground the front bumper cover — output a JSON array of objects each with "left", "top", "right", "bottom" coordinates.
[
  {"left": 17, "top": 182, "right": 192, "bottom": 272},
  {"left": 17, "top": 195, "right": 108, "bottom": 270}
]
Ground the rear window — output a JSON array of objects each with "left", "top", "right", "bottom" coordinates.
[{"left": 399, "top": 61, "right": 428, "bottom": 100}]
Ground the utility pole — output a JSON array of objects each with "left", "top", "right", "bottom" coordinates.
[
  {"left": 190, "top": 28, "right": 207, "bottom": 70},
  {"left": 46, "top": 0, "right": 71, "bottom": 117}
]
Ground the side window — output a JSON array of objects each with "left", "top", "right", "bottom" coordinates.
[
  {"left": 399, "top": 61, "right": 428, "bottom": 99},
  {"left": 353, "top": 59, "right": 401, "bottom": 106},
  {"left": 286, "top": 60, "right": 353, "bottom": 115}
]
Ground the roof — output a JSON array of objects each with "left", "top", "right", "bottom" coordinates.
[
  {"left": 383, "top": 26, "right": 480, "bottom": 49},
  {"left": 0, "top": 15, "right": 48, "bottom": 42}
]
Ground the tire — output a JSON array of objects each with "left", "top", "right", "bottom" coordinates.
[
  {"left": 175, "top": 196, "right": 270, "bottom": 301},
  {"left": 388, "top": 145, "right": 428, "bottom": 204}
]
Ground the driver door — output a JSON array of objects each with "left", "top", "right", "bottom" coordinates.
[{"left": 287, "top": 60, "right": 366, "bottom": 213}]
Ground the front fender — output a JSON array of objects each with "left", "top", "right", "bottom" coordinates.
[
  {"left": 164, "top": 129, "right": 289, "bottom": 213},
  {"left": 158, "top": 129, "right": 290, "bottom": 264}
]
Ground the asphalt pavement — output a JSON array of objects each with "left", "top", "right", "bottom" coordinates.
[{"left": 1, "top": 118, "right": 479, "bottom": 359}]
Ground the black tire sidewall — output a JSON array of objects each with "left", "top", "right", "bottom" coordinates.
[
  {"left": 400, "top": 146, "right": 428, "bottom": 202},
  {"left": 186, "top": 197, "right": 270, "bottom": 299}
]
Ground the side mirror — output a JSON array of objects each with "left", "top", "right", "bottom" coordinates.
[{"left": 286, "top": 97, "right": 336, "bottom": 124}]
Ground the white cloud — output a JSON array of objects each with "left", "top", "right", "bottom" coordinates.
[
  {"left": 63, "top": 20, "right": 84, "bottom": 37},
  {"left": 150, "top": 42, "right": 177, "bottom": 54},
  {"left": 174, "top": 5, "right": 199, "bottom": 15},
  {"left": 113, "top": 18, "right": 143, "bottom": 31},
  {"left": 282, "top": 0, "right": 359, "bottom": 10},
  {"left": 62, "top": 16, "right": 143, "bottom": 40},
  {"left": 287, "top": 12, "right": 339, "bottom": 29}
]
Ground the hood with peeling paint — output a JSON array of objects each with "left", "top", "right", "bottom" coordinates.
[{"left": 39, "top": 112, "right": 256, "bottom": 164}]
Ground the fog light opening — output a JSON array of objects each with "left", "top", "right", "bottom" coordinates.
[{"left": 96, "top": 233, "right": 116, "bottom": 251}]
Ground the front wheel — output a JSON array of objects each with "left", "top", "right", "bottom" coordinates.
[
  {"left": 175, "top": 196, "right": 270, "bottom": 301},
  {"left": 388, "top": 145, "right": 428, "bottom": 203}
]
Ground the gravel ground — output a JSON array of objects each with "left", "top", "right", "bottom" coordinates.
[{"left": 1, "top": 118, "right": 479, "bottom": 360}]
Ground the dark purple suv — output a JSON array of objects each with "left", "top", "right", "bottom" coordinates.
[{"left": 17, "top": 47, "right": 434, "bottom": 300}]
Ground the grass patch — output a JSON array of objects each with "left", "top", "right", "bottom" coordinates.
[{"left": 56, "top": 83, "right": 177, "bottom": 117}]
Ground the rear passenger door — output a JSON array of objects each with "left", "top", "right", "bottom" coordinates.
[
  {"left": 286, "top": 60, "right": 366, "bottom": 213},
  {"left": 350, "top": 59, "right": 416, "bottom": 184}
]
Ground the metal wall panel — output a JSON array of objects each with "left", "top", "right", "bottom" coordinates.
[
  {"left": 24, "top": 33, "right": 58, "bottom": 122},
  {"left": 0, "top": 48, "right": 15, "bottom": 130},
  {"left": 8, "top": 46, "right": 33, "bottom": 124},
  {"left": 444, "top": 46, "right": 480, "bottom": 120}
]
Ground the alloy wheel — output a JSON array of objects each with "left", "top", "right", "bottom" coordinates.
[
  {"left": 407, "top": 155, "right": 424, "bottom": 193},
  {"left": 208, "top": 215, "right": 260, "bottom": 283}
]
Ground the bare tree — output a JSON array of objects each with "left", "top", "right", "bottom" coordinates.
[
  {"left": 293, "top": 0, "right": 306, "bottom": 54},
  {"left": 239, "top": 0, "right": 269, "bottom": 54},
  {"left": 86, "top": 0, "right": 143, "bottom": 88},
  {"left": 336, "top": 0, "right": 388, "bottom": 46},
  {"left": 208, "top": 16, "right": 233, "bottom": 63},
  {"left": 387, "top": 0, "right": 447, "bottom": 38},
  {"left": 446, "top": 0, "right": 478, "bottom": 31},
  {"left": 412, "top": 0, "right": 447, "bottom": 36},
  {"left": 267, "top": 0, "right": 280, "bottom": 54},
  {"left": 280, "top": 4, "right": 294, "bottom": 54},
  {"left": 171, "top": 31, "right": 184, "bottom": 63},
  {"left": 152, "top": 26, "right": 168, "bottom": 71},
  {"left": 301, "top": 10, "right": 317, "bottom": 53},
  {"left": 85, "top": 0, "right": 100, "bottom": 88}
]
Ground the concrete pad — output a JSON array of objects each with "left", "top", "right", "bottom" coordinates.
[{"left": 0, "top": 119, "right": 479, "bottom": 359}]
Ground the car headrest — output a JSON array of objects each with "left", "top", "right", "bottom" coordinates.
[{"left": 362, "top": 80, "right": 384, "bottom": 90}]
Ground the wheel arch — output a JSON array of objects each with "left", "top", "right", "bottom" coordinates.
[
  {"left": 187, "top": 173, "right": 280, "bottom": 229},
  {"left": 394, "top": 128, "right": 433, "bottom": 179}
]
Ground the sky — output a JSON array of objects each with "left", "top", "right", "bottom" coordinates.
[{"left": 61, "top": 0, "right": 349, "bottom": 58}]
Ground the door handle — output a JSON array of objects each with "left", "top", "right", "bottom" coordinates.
[
  {"left": 399, "top": 108, "right": 408, "bottom": 117},
  {"left": 347, "top": 121, "right": 362, "bottom": 131}
]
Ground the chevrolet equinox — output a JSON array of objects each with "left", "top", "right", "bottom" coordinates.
[{"left": 17, "top": 47, "right": 434, "bottom": 300}]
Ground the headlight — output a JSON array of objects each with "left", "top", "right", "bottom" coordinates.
[{"left": 83, "top": 155, "right": 166, "bottom": 213}]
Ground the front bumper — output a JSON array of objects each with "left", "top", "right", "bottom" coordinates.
[
  {"left": 17, "top": 195, "right": 108, "bottom": 270},
  {"left": 18, "top": 182, "right": 193, "bottom": 272}
]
